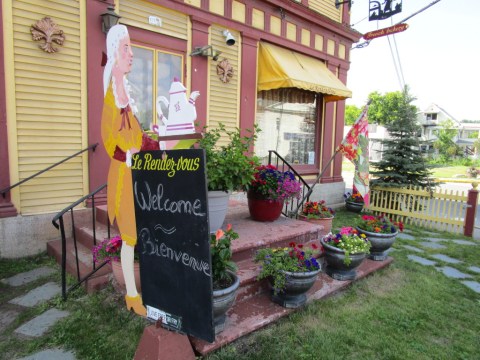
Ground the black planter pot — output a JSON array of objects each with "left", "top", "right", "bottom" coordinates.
[
  {"left": 345, "top": 200, "right": 364, "bottom": 213},
  {"left": 212, "top": 271, "right": 240, "bottom": 334},
  {"left": 320, "top": 238, "right": 366, "bottom": 281},
  {"left": 269, "top": 269, "right": 321, "bottom": 308},
  {"left": 356, "top": 227, "right": 397, "bottom": 261}
]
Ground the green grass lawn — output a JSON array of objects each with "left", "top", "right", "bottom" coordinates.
[
  {"left": 1, "top": 210, "right": 479, "bottom": 359},
  {"left": 343, "top": 160, "right": 474, "bottom": 179}
]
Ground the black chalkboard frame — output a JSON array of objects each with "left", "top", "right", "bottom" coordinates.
[{"left": 131, "top": 148, "right": 214, "bottom": 343}]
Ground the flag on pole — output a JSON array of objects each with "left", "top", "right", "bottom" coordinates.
[{"left": 337, "top": 104, "right": 370, "bottom": 206}]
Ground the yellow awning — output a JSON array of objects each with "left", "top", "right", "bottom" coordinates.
[{"left": 257, "top": 42, "right": 352, "bottom": 102}]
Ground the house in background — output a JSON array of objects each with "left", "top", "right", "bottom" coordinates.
[
  {"left": 343, "top": 103, "right": 480, "bottom": 163},
  {"left": 0, "top": 0, "right": 361, "bottom": 258},
  {"left": 417, "top": 103, "right": 480, "bottom": 155}
]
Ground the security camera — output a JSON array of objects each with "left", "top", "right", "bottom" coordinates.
[{"left": 222, "top": 30, "right": 236, "bottom": 46}]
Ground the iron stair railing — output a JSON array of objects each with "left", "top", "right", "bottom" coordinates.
[
  {"left": 52, "top": 183, "right": 110, "bottom": 300},
  {"left": 267, "top": 150, "right": 311, "bottom": 218}
]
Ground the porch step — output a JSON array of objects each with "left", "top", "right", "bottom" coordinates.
[
  {"left": 225, "top": 200, "right": 325, "bottom": 263},
  {"left": 190, "top": 257, "right": 394, "bottom": 355}
]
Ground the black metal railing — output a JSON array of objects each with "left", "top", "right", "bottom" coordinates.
[
  {"left": 52, "top": 183, "right": 110, "bottom": 300},
  {"left": 267, "top": 151, "right": 311, "bottom": 218},
  {"left": 0, "top": 143, "right": 99, "bottom": 198}
]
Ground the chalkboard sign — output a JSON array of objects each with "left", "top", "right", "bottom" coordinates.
[{"left": 131, "top": 149, "right": 214, "bottom": 343}]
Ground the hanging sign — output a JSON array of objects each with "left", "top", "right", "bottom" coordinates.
[
  {"left": 363, "top": 23, "right": 408, "bottom": 40},
  {"left": 369, "top": 0, "right": 403, "bottom": 21},
  {"left": 132, "top": 148, "right": 214, "bottom": 343}
]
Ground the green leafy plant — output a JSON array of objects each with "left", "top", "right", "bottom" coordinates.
[
  {"left": 197, "top": 123, "right": 260, "bottom": 192},
  {"left": 300, "top": 200, "right": 335, "bottom": 219},
  {"left": 357, "top": 214, "right": 404, "bottom": 234},
  {"left": 322, "top": 227, "right": 371, "bottom": 265},
  {"left": 248, "top": 165, "right": 302, "bottom": 201},
  {"left": 210, "top": 224, "right": 239, "bottom": 290},
  {"left": 254, "top": 242, "right": 320, "bottom": 294}
]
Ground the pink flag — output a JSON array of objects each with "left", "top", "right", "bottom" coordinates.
[{"left": 337, "top": 104, "right": 370, "bottom": 206}]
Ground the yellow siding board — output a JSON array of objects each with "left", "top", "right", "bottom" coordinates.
[
  {"left": 308, "top": 0, "right": 342, "bottom": 22},
  {"left": 18, "top": 156, "right": 82, "bottom": 164},
  {"left": 15, "top": 55, "right": 80, "bottom": 74},
  {"left": 338, "top": 44, "right": 346, "bottom": 59},
  {"left": 14, "top": 0, "right": 79, "bottom": 15},
  {"left": 232, "top": 1, "right": 246, "bottom": 23},
  {"left": 17, "top": 121, "right": 81, "bottom": 130},
  {"left": 208, "top": 25, "right": 240, "bottom": 136},
  {"left": 120, "top": 0, "right": 188, "bottom": 40},
  {"left": 252, "top": 9, "right": 265, "bottom": 30},
  {"left": 286, "top": 22, "right": 296, "bottom": 41},
  {"left": 23, "top": 180, "right": 82, "bottom": 194},
  {"left": 270, "top": 16, "right": 281, "bottom": 36},
  {"left": 11, "top": 0, "right": 83, "bottom": 214},
  {"left": 17, "top": 128, "right": 80, "bottom": 137},
  {"left": 18, "top": 162, "right": 81, "bottom": 171},
  {"left": 16, "top": 74, "right": 81, "bottom": 89},
  {"left": 14, "top": 44, "right": 81, "bottom": 62},
  {"left": 16, "top": 85, "right": 80, "bottom": 99},
  {"left": 209, "top": 0, "right": 225, "bottom": 16},
  {"left": 301, "top": 29, "right": 311, "bottom": 46},
  {"left": 21, "top": 194, "right": 84, "bottom": 209}
]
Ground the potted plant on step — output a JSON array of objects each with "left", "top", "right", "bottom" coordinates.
[
  {"left": 344, "top": 191, "right": 364, "bottom": 213},
  {"left": 356, "top": 214, "right": 403, "bottom": 261},
  {"left": 298, "top": 200, "right": 335, "bottom": 234},
  {"left": 254, "top": 242, "right": 321, "bottom": 308},
  {"left": 211, "top": 224, "right": 240, "bottom": 334},
  {"left": 321, "top": 227, "right": 371, "bottom": 281},
  {"left": 92, "top": 236, "right": 141, "bottom": 292},
  {"left": 246, "top": 165, "right": 302, "bottom": 222},
  {"left": 197, "top": 123, "right": 259, "bottom": 233}
]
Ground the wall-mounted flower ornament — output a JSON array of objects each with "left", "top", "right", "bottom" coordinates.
[
  {"left": 216, "top": 58, "right": 234, "bottom": 83},
  {"left": 30, "top": 17, "right": 65, "bottom": 53}
]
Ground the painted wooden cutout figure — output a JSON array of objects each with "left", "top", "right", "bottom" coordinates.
[
  {"left": 101, "top": 25, "right": 200, "bottom": 316},
  {"left": 101, "top": 24, "right": 160, "bottom": 316}
]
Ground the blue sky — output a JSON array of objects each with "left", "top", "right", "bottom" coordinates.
[{"left": 346, "top": 0, "right": 480, "bottom": 120}]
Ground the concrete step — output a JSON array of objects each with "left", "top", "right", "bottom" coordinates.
[
  {"left": 190, "top": 257, "right": 394, "bottom": 356},
  {"left": 46, "top": 238, "right": 111, "bottom": 293}
]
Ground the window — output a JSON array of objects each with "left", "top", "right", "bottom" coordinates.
[
  {"left": 128, "top": 45, "right": 183, "bottom": 130},
  {"left": 255, "top": 88, "right": 319, "bottom": 168},
  {"left": 426, "top": 113, "right": 437, "bottom": 121}
]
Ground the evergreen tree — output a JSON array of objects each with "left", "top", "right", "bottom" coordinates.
[{"left": 370, "top": 86, "right": 433, "bottom": 190}]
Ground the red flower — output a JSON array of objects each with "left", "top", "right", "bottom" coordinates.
[{"left": 289, "top": 241, "right": 296, "bottom": 248}]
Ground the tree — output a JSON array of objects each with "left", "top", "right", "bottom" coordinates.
[
  {"left": 433, "top": 119, "right": 460, "bottom": 161},
  {"left": 370, "top": 86, "right": 433, "bottom": 190},
  {"left": 345, "top": 104, "right": 362, "bottom": 125},
  {"left": 367, "top": 90, "right": 405, "bottom": 126}
]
